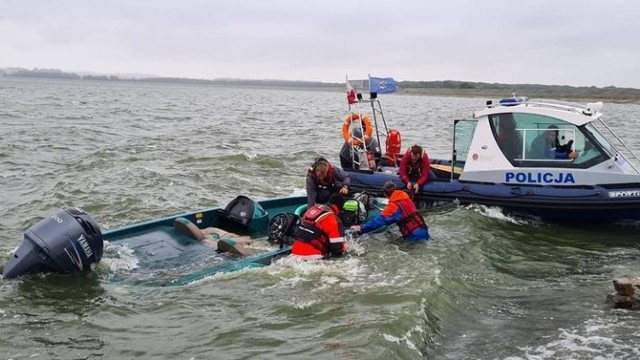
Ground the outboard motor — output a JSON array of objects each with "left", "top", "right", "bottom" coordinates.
[
  {"left": 339, "top": 199, "right": 369, "bottom": 227},
  {"left": 3, "top": 208, "right": 103, "bottom": 279}
]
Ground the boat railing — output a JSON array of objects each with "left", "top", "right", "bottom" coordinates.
[
  {"left": 357, "top": 98, "right": 391, "bottom": 144},
  {"left": 348, "top": 97, "right": 392, "bottom": 154},
  {"left": 489, "top": 97, "right": 603, "bottom": 117},
  {"left": 591, "top": 119, "right": 640, "bottom": 172}
]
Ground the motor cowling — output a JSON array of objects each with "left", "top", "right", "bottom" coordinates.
[
  {"left": 339, "top": 199, "right": 368, "bottom": 227},
  {"left": 2, "top": 208, "right": 103, "bottom": 279}
]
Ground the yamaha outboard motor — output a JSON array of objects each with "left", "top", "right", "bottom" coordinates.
[{"left": 2, "top": 208, "right": 103, "bottom": 279}]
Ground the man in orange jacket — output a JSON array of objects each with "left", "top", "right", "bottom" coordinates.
[
  {"left": 351, "top": 181, "right": 429, "bottom": 242},
  {"left": 291, "top": 193, "right": 347, "bottom": 260}
]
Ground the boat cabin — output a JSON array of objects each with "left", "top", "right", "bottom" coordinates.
[{"left": 453, "top": 97, "right": 640, "bottom": 186}]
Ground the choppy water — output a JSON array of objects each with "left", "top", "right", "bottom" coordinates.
[{"left": 1, "top": 77, "right": 640, "bottom": 360}]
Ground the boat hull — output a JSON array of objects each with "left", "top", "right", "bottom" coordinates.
[
  {"left": 346, "top": 169, "right": 640, "bottom": 223},
  {"left": 102, "top": 194, "right": 382, "bottom": 286},
  {"left": 102, "top": 196, "right": 309, "bottom": 286}
]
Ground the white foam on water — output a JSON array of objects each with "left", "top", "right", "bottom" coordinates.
[
  {"left": 264, "top": 254, "right": 416, "bottom": 294},
  {"left": 290, "top": 187, "right": 307, "bottom": 197},
  {"left": 467, "top": 204, "right": 538, "bottom": 225},
  {"left": 99, "top": 242, "right": 139, "bottom": 272},
  {"left": 291, "top": 299, "right": 318, "bottom": 309},
  {"left": 244, "top": 152, "right": 258, "bottom": 161},
  {"left": 518, "top": 315, "right": 640, "bottom": 359},
  {"left": 345, "top": 232, "right": 366, "bottom": 256},
  {"left": 382, "top": 324, "right": 424, "bottom": 354},
  {"left": 266, "top": 255, "right": 371, "bottom": 290}
]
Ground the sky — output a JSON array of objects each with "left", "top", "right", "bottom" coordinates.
[{"left": 1, "top": 0, "right": 640, "bottom": 88}]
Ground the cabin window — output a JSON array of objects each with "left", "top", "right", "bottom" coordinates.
[
  {"left": 453, "top": 119, "right": 477, "bottom": 172},
  {"left": 489, "top": 113, "right": 609, "bottom": 168},
  {"left": 489, "top": 113, "right": 524, "bottom": 164}
]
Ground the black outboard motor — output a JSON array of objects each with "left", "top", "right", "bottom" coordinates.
[{"left": 3, "top": 208, "right": 103, "bottom": 279}]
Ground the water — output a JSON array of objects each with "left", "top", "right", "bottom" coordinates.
[{"left": 1, "top": 77, "right": 640, "bottom": 359}]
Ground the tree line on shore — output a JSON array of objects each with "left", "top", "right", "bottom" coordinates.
[{"left": 2, "top": 67, "right": 639, "bottom": 102}]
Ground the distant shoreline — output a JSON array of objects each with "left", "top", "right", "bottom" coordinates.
[{"left": 3, "top": 67, "right": 640, "bottom": 103}]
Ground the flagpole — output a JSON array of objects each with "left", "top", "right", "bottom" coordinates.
[{"left": 346, "top": 74, "right": 351, "bottom": 112}]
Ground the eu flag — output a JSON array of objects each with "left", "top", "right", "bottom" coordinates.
[{"left": 369, "top": 77, "right": 397, "bottom": 94}]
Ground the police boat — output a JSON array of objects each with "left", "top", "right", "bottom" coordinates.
[{"left": 343, "top": 96, "right": 640, "bottom": 223}]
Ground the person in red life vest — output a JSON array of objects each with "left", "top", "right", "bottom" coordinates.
[
  {"left": 399, "top": 145, "right": 431, "bottom": 194},
  {"left": 306, "top": 157, "right": 351, "bottom": 208},
  {"left": 291, "top": 193, "right": 347, "bottom": 260},
  {"left": 351, "top": 181, "right": 429, "bottom": 242}
]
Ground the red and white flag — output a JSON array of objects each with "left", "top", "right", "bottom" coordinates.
[{"left": 346, "top": 81, "right": 357, "bottom": 105}]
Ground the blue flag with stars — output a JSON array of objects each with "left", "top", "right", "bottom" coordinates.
[{"left": 369, "top": 76, "right": 397, "bottom": 94}]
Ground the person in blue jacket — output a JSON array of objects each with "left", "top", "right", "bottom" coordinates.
[{"left": 351, "top": 181, "right": 429, "bottom": 242}]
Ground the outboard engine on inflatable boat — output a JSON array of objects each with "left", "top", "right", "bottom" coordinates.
[{"left": 2, "top": 208, "right": 103, "bottom": 279}]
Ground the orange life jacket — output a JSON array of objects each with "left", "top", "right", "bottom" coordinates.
[{"left": 394, "top": 197, "right": 428, "bottom": 237}]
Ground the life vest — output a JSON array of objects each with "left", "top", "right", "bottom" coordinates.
[
  {"left": 405, "top": 148, "right": 425, "bottom": 180},
  {"left": 384, "top": 129, "right": 402, "bottom": 166},
  {"left": 394, "top": 197, "right": 428, "bottom": 238},
  {"left": 293, "top": 204, "right": 333, "bottom": 256},
  {"left": 311, "top": 163, "right": 336, "bottom": 190}
]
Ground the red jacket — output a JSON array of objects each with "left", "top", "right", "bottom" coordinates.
[
  {"left": 399, "top": 149, "right": 431, "bottom": 186},
  {"left": 291, "top": 204, "right": 345, "bottom": 260}
]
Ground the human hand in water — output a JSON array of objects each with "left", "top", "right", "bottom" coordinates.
[{"left": 350, "top": 225, "right": 361, "bottom": 234}]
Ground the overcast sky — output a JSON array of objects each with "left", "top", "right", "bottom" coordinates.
[{"left": 1, "top": 0, "right": 639, "bottom": 88}]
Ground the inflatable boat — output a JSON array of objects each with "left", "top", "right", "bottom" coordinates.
[{"left": 341, "top": 96, "right": 640, "bottom": 223}]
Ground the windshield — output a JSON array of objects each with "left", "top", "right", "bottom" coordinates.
[
  {"left": 489, "top": 113, "right": 610, "bottom": 168},
  {"left": 583, "top": 123, "right": 616, "bottom": 157}
]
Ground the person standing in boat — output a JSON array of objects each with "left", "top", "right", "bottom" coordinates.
[
  {"left": 351, "top": 181, "right": 429, "bottom": 242},
  {"left": 339, "top": 127, "right": 382, "bottom": 170},
  {"left": 399, "top": 145, "right": 432, "bottom": 194},
  {"left": 306, "top": 157, "right": 351, "bottom": 208},
  {"left": 496, "top": 116, "right": 523, "bottom": 160},
  {"left": 530, "top": 125, "right": 578, "bottom": 160},
  {"left": 291, "top": 193, "right": 347, "bottom": 260}
]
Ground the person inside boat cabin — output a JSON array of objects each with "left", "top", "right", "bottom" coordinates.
[
  {"left": 399, "top": 144, "right": 432, "bottom": 194},
  {"left": 496, "top": 115, "right": 523, "bottom": 161},
  {"left": 339, "top": 127, "right": 382, "bottom": 170},
  {"left": 530, "top": 124, "right": 579, "bottom": 160},
  {"left": 306, "top": 157, "right": 351, "bottom": 208},
  {"left": 291, "top": 193, "right": 347, "bottom": 260},
  {"left": 351, "top": 181, "right": 429, "bottom": 242}
]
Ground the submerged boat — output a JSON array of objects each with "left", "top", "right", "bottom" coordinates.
[
  {"left": 3, "top": 194, "right": 378, "bottom": 286},
  {"left": 340, "top": 93, "right": 640, "bottom": 223}
]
